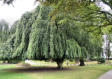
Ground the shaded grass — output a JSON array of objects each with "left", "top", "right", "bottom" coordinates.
[
  {"left": 0, "top": 63, "right": 112, "bottom": 79},
  {"left": 31, "top": 65, "right": 112, "bottom": 79}
]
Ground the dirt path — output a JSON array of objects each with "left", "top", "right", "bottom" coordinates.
[{"left": 98, "top": 70, "right": 112, "bottom": 79}]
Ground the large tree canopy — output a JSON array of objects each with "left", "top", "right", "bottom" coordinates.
[
  {"left": 11, "top": 6, "right": 83, "bottom": 68},
  {"left": 0, "top": 0, "right": 109, "bottom": 68},
  {"left": 0, "top": 5, "right": 101, "bottom": 68}
]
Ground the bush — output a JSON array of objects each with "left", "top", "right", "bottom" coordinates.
[{"left": 97, "top": 58, "right": 105, "bottom": 64}]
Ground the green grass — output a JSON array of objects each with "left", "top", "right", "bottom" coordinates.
[
  {"left": 0, "top": 62, "right": 112, "bottom": 79},
  {"left": 33, "top": 65, "right": 112, "bottom": 79},
  {"left": 0, "top": 64, "right": 37, "bottom": 79}
]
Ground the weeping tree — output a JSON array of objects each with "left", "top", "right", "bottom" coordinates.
[
  {"left": 1, "top": 0, "right": 111, "bottom": 67},
  {"left": 0, "top": 4, "right": 104, "bottom": 68},
  {"left": 1, "top": 5, "right": 103, "bottom": 68},
  {"left": 0, "top": 6, "right": 104, "bottom": 68},
  {"left": 8, "top": 6, "right": 93, "bottom": 69},
  {"left": 13, "top": 6, "right": 40, "bottom": 60}
]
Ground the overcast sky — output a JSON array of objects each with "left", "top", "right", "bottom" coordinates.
[
  {"left": 95, "top": 0, "right": 112, "bottom": 14},
  {"left": 0, "top": 0, "right": 38, "bottom": 25}
]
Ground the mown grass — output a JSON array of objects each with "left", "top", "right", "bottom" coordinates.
[
  {"left": 0, "top": 62, "right": 112, "bottom": 79},
  {"left": 32, "top": 64, "right": 112, "bottom": 79},
  {"left": 0, "top": 64, "right": 37, "bottom": 79}
]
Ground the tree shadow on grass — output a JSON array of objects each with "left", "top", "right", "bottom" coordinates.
[{"left": 3, "top": 66, "right": 74, "bottom": 73}]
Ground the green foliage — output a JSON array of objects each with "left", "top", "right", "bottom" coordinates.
[
  {"left": 0, "top": 5, "right": 105, "bottom": 68},
  {"left": 0, "top": 20, "right": 16, "bottom": 61},
  {"left": 8, "top": 6, "right": 91, "bottom": 63},
  {"left": 0, "top": 43, "right": 12, "bottom": 61},
  {"left": 10, "top": 21, "right": 18, "bottom": 35},
  {"left": 0, "top": 20, "right": 9, "bottom": 44},
  {"left": 89, "top": 56, "right": 97, "bottom": 61},
  {"left": 1, "top": 0, "right": 112, "bottom": 68},
  {"left": 97, "top": 57, "right": 105, "bottom": 64}
]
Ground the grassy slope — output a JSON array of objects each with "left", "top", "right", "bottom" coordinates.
[{"left": 0, "top": 63, "right": 112, "bottom": 79}]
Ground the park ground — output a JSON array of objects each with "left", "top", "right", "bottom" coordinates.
[{"left": 0, "top": 61, "right": 112, "bottom": 79}]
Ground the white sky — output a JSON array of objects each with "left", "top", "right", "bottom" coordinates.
[
  {"left": 95, "top": 0, "right": 112, "bottom": 14},
  {"left": 0, "top": 0, "right": 38, "bottom": 25}
]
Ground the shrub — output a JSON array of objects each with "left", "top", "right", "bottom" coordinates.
[{"left": 97, "top": 57, "right": 105, "bottom": 64}]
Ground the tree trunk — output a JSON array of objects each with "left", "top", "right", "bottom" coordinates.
[
  {"left": 7, "top": 60, "right": 12, "bottom": 64},
  {"left": 79, "top": 58, "right": 85, "bottom": 66},
  {"left": 56, "top": 61, "right": 63, "bottom": 69},
  {"left": 108, "top": 56, "right": 110, "bottom": 60}
]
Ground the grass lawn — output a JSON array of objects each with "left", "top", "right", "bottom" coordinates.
[
  {"left": 0, "top": 62, "right": 112, "bottom": 79},
  {"left": 0, "top": 64, "right": 37, "bottom": 79}
]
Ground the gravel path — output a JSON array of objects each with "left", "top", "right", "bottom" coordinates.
[{"left": 98, "top": 70, "right": 112, "bottom": 79}]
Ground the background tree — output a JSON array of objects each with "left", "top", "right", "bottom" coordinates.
[
  {"left": 9, "top": 21, "right": 18, "bottom": 35},
  {"left": 0, "top": 20, "right": 9, "bottom": 44},
  {"left": 0, "top": 19, "right": 17, "bottom": 63},
  {"left": 5, "top": 6, "right": 97, "bottom": 68},
  {"left": 0, "top": 34, "right": 15, "bottom": 63},
  {"left": 6, "top": 5, "right": 104, "bottom": 68}
]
